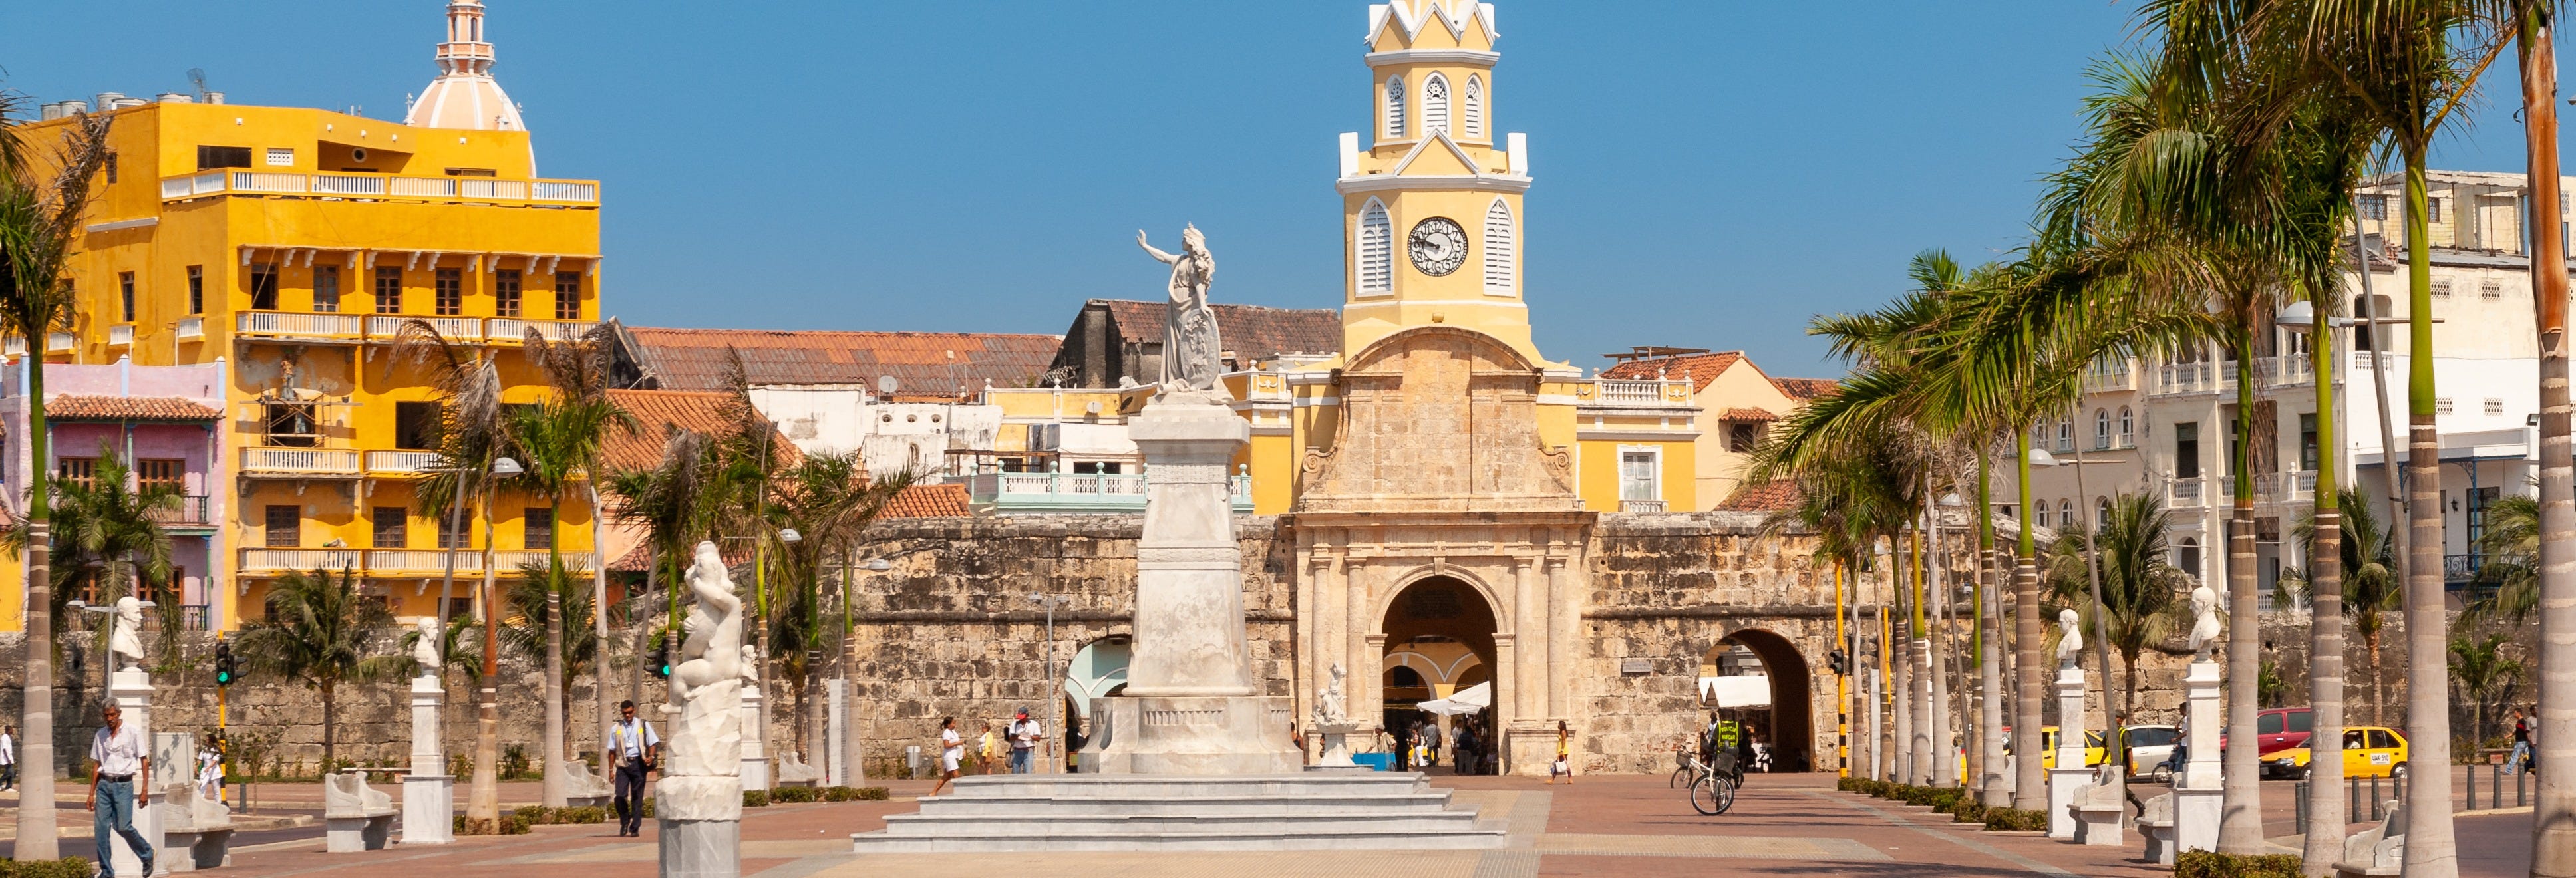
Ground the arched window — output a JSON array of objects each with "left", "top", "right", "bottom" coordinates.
[
  {"left": 1482, "top": 198, "right": 1514, "bottom": 296},
  {"left": 1464, "top": 75, "right": 1485, "bottom": 139},
  {"left": 2058, "top": 500, "right": 2074, "bottom": 530},
  {"left": 1422, "top": 74, "right": 1450, "bottom": 134},
  {"left": 2177, "top": 537, "right": 2202, "bottom": 579},
  {"left": 2096, "top": 497, "right": 2112, "bottom": 527},
  {"left": 2118, "top": 407, "right": 2134, "bottom": 448},
  {"left": 2056, "top": 418, "right": 2073, "bottom": 453},
  {"left": 2094, "top": 409, "right": 2111, "bottom": 450},
  {"left": 1357, "top": 200, "right": 1392, "bottom": 295},
  {"left": 1384, "top": 76, "right": 1407, "bottom": 139}
]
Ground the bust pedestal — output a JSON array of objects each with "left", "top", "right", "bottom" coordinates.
[
  {"left": 403, "top": 675, "right": 454, "bottom": 845},
  {"left": 738, "top": 683, "right": 768, "bottom": 791},
  {"left": 2046, "top": 666, "right": 2088, "bottom": 841},
  {"left": 110, "top": 668, "right": 166, "bottom": 877},
  {"left": 2174, "top": 660, "right": 2223, "bottom": 854}
]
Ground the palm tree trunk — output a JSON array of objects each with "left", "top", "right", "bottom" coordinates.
[
  {"left": 2220, "top": 341, "right": 2265, "bottom": 853},
  {"left": 2302, "top": 277, "right": 2348, "bottom": 878},
  {"left": 2012, "top": 435, "right": 2046, "bottom": 811},
  {"left": 1977, "top": 452, "right": 2007, "bottom": 805},
  {"left": 542, "top": 498, "right": 566, "bottom": 809},
  {"left": 469, "top": 501, "right": 501, "bottom": 823},
  {"left": 1922, "top": 512, "right": 1955, "bottom": 788},
  {"left": 2368, "top": 630, "right": 2386, "bottom": 726},
  {"left": 1888, "top": 535, "right": 1913, "bottom": 784},
  {"left": 16, "top": 357, "right": 59, "bottom": 859},
  {"left": 589, "top": 485, "right": 615, "bottom": 785},
  {"left": 2399, "top": 148, "right": 2460, "bottom": 878},
  {"left": 2517, "top": 8, "right": 2576, "bottom": 873}
]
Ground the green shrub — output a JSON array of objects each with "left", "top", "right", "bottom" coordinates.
[
  {"left": 1943, "top": 796, "right": 1987, "bottom": 823},
  {"left": 513, "top": 805, "right": 548, "bottom": 824},
  {"left": 1836, "top": 776, "right": 1861, "bottom": 792},
  {"left": 0, "top": 859, "right": 99, "bottom": 878},
  {"left": 454, "top": 815, "right": 533, "bottom": 836},
  {"left": 2174, "top": 851, "right": 2304, "bottom": 878},
  {"left": 770, "top": 786, "right": 818, "bottom": 804},
  {"left": 1981, "top": 807, "right": 2046, "bottom": 832},
  {"left": 642, "top": 796, "right": 655, "bottom": 818},
  {"left": 855, "top": 786, "right": 889, "bottom": 800},
  {"left": 744, "top": 789, "right": 770, "bottom": 808},
  {"left": 556, "top": 806, "right": 607, "bottom": 824}
]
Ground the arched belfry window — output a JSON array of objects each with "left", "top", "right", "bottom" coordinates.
[
  {"left": 1482, "top": 199, "right": 1514, "bottom": 296},
  {"left": 1423, "top": 74, "right": 1450, "bottom": 134},
  {"left": 1385, "top": 76, "right": 1407, "bottom": 140},
  {"left": 1464, "top": 75, "right": 1485, "bottom": 139},
  {"left": 1358, "top": 200, "right": 1393, "bottom": 295}
]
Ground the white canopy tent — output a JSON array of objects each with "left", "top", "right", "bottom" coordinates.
[
  {"left": 1414, "top": 681, "right": 1493, "bottom": 716},
  {"left": 1698, "top": 675, "right": 1772, "bottom": 708}
]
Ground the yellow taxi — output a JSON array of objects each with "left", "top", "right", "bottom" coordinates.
[
  {"left": 2002, "top": 726, "right": 2106, "bottom": 770},
  {"left": 2267, "top": 726, "right": 2410, "bottom": 780}
]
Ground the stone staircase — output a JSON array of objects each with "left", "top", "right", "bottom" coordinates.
[{"left": 848, "top": 772, "right": 1505, "bottom": 852}]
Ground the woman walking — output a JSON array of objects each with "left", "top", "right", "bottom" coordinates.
[
  {"left": 1548, "top": 720, "right": 1573, "bottom": 784},
  {"left": 929, "top": 718, "right": 963, "bottom": 797}
]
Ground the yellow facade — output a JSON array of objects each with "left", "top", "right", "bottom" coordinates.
[{"left": 7, "top": 96, "right": 604, "bottom": 631}]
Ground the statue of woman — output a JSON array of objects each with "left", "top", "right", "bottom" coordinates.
[
  {"left": 672, "top": 541, "right": 744, "bottom": 704},
  {"left": 1137, "top": 225, "right": 1223, "bottom": 396}
]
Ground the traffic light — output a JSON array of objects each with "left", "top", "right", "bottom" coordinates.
[
  {"left": 1828, "top": 649, "right": 1850, "bottom": 676},
  {"left": 214, "top": 643, "right": 238, "bottom": 686},
  {"left": 646, "top": 639, "right": 672, "bottom": 680}
]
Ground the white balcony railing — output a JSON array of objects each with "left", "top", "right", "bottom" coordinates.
[
  {"left": 240, "top": 447, "right": 361, "bottom": 476},
  {"left": 532, "top": 181, "right": 598, "bottom": 202},
  {"left": 237, "top": 311, "right": 364, "bottom": 340},
  {"left": 369, "top": 315, "right": 482, "bottom": 342},
  {"left": 176, "top": 316, "right": 204, "bottom": 340},
  {"left": 107, "top": 325, "right": 134, "bottom": 347},
  {"left": 160, "top": 170, "right": 598, "bottom": 206},
  {"left": 2169, "top": 478, "right": 2207, "bottom": 509},
  {"left": 364, "top": 549, "right": 472, "bottom": 573},
  {"left": 460, "top": 178, "right": 528, "bottom": 200},
  {"left": 493, "top": 550, "right": 595, "bottom": 571},
  {"left": 240, "top": 548, "right": 363, "bottom": 572},
  {"left": 47, "top": 331, "right": 75, "bottom": 353},
  {"left": 311, "top": 174, "right": 387, "bottom": 196},
  {"left": 365, "top": 450, "right": 445, "bottom": 474},
  {"left": 2150, "top": 362, "right": 2219, "bottom": 396},
  {"left": 230, "top": 171, "right": 307, "bottom": 194},
  {"left": 486, "top": 318, "right": 601, "bottom": 344},
  {"left": 1596, "top": 380, "right": 1677, "bottom": 404},
  {"left": 1619, "top": 499, "right": 1669, "bottom": 513},
  {"left": 3, "top": 337, "right": 24, "bottom": 357},
  {"left": 388, "top": 177, "right": 456, "bottom": 198},
  {"left": 2083, "top": 368, "right": 2134, "bottom": 393}
]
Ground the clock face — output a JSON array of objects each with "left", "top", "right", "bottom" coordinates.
[{"left": 1408, "top": 217, "right": 1468, "bottom": 277}]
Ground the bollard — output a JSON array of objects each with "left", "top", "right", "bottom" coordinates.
[
  {"left": 2295, "top": 780, "right": 2310, "bottom": 835},
  {"left": 2520, "top": 766, "right": 2529, "bottom": 807},
  {"left": 2349, "top": 774, "right": 2362, "bottom": 823},
  {"left": 2369, "top": 774, "right": 2382, "bottom": 820},
  {"left": 2492, "top": 763, "right": 2502, "bottom": 810},
  {"left": 2467, "top": 762, "right": 2476, "bottom": 811}
]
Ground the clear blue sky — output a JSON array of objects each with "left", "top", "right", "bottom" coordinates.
[{"left": 1, "top": 2, "right": 2557, "bottom": 378}]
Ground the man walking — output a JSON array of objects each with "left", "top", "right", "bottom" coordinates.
[
  {"left": 1, "top": 724, "right": 17, "bottom": 791},
  {"left": 1007, "top": 708, "right": 1043, "bottom": 774},
  {"left": 2507, "top": 708, "right": 2534, "bottom": 775},
  {"left": 88, "top": 704, "right": 154, "bottom": 878},
  {"left": 608, "top": 700, "right": 659, "bottom": 837}
]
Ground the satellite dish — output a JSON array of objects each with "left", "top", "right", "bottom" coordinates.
[{"left": 876, "top": 375, "right": 899, "bottom": 395}]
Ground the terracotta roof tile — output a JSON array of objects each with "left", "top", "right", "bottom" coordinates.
[
  {"left": 625, "top": 327, "right": 1064, "bottom": 394},
  {"left": 601, "top": 389, "right": 800, "bottom": 474},
  {"left": 1093, "top": 299, "right": 1341, "bottom": 361},
  {"left": 1772, "top": 377, "right": 1840, "bottom": 401},
  {"left": 882, "top": 482, "right": 971, "bottom": 519},
  {"left": 1600, "top": 351, "right": 1743, "bottom": 393},
  {"left": 1720, "top": 407, "right": 1778, "bottom": 422},
  {"left": 43, "top": 395, "right": 222, "bottom": 421},
  {"left": 1717, "top": 480, "right": 1802, "bottom": 512}
]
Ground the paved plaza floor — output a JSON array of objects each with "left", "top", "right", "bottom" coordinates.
[{"left": 0, "top": 770, "right": 2545, "bottom": 876}]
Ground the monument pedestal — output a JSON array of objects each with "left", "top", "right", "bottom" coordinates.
[
  {"left": 403, "top": 675, "right": 454, "bottom": 845},
  {"left": 825, "top": 680, "right": 847, "bottom": 786},
  {"left": 1312, "top": 722, "right": 1367, "bottom": 769},
  {"left": 659, "top": 818, "right": 741, "bottom": 878},
  {"left": 1508, "top": 719, "right": 1566, "bottom": 778},
  {"left": 110, "top": 668, "right": 166, "bottom": 877},
  {"left": 738, "top": 684, "right": 768, "bottom": 791},
  {"left": 2174, "top": 660, "right": 2222, "bottom": 854},
  {"left": 2046, "top": 666, "right": 2087, "bottom": 841}
]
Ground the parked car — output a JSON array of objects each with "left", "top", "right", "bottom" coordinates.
[
  {"left": 2117, "top": 725, "right": 2181, "bottom": 781},
  {"left": 2256, "top": 707, "right": 2314, "bottom": 757},
  {"left": 2266, "top": 726, "right": 2410, "bottom": 780},
  {"left": 2001, "top": 726, "right": 2105, "bottom": 772}
]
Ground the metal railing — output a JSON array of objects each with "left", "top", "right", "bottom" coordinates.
[
  {"left": 2444, "top": 553, "right": 2482, "bottom": 583},
  {"left": 2168, "top": 478, "right": 2206, "bottom": 508}
]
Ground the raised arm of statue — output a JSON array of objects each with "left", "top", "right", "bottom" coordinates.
[{"left": 1137, "top": 230, "right": 1179, "bottom": 265}]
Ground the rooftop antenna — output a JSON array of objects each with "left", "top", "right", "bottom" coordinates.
[{"left": 186, "top": 69, "right": 209, "bottom": 102}]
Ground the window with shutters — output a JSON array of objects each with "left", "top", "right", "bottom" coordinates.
[
  {"left": 249, "top": 263, "right": 280, "bottom": 311},
  {"left": 2359, "top": 194, "right": 2388, "bottom": 220},
  {"left": 1357, "top": 200, "right": 1392, "bottom": 295},
  {"left": 2427, "top": 197, "right": 2445, "bottom": 223},
  {"left": 375, "top": 266, "right": 404, "bottom": 313},
  {"left": 1422, "top": 74, "right": 1450, "bottom": 134},
  {"left": 313, "top": 265, "right": 340, "bottom": 313},
  {"left": 554, "top": 271, "right": 582, "bottom": 320},
  {"left": 1463, "top": 75, "right": 1484, "bottom": 139},
  {"left": 119, "top": 271, "right": 136, "bottom": 323},
  {"left": 1619, "top": 450, "right": 1659, "bottom": 501},
  {"left": 1384, "top": 76, "right": 1406, "bottom": 140},
  {"left": 435, "top": 268, "right": 462, "bottom": 315},
  {"left": 495, "top": 269, "right": 522, "bottom": 318},
  {"left": 187, "top": 265, "right": 204, "bottom": 315},
  {"left": 524, "top": 508, "right": 554, "bottom": 550},
  {"left": 2118, "top": 407, "right": 2134, "bottom": 448},
  {"left": 2094, "top": 409, "right": 2111, "bottom": 451},
  {"left": 57, "top": 457, "right": 97, "bottom": 492},
  {"left": 264, "top": 504, "right": 301, "bottom": 548},
  {"left": 136, "top": 458, "right": 182, "bottom": 492},
  {"left": 2056, "top": 418, "right": 2073, "bottom": 453},
  {"left": 1482, "top": 199, "right": 1514, "bottom": 296},
  {"left": 373, "top": 506, "right": 409, "bottom": 549}
]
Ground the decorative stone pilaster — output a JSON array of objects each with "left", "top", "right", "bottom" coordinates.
[
  {"left": 402, "top": 675, "right": 454, "bottom": 845},
  {"left": 2174, "top": 660, "right": 2223, "bottom": 853},
  {"left": 2047, "top": 666, "right": 2088, "bottom": 840}
]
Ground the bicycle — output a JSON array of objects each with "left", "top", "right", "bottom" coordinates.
[
  {"left": 1684, "top": 748, "right": 1744, "bottom": 816},
  {"left": 1670, "top": 748, "right": 1706, "bottom": 789}
]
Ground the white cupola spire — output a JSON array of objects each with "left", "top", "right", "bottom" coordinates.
[{"left": 404, "top": 0, "right": 527, "bottom": 131}]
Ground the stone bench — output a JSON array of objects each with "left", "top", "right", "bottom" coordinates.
[
  {"left": 158, "top": 782, "right": 236, "bottom": 871},
  {"left": 323, "top": 771, "right": 396, "bottom": 853},
  {"left": 2068, "top": 765, "right": 2124, "bottom": 846},
  {"left": 2333, "top": 800, "right": 2406, "bottom": 878},
  {"left": 775, "top": 752, "right": 824, "bottom": 789},
  {"left": 560, "top": 758, "right": 613, "bottom": 809},
  {"left": 2137, "top": 792, "right": 2176, "bottom": 864}
]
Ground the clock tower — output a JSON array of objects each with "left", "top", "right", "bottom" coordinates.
[{"left": 1337, "top": 0, "right": 1549, "bottom": 367}]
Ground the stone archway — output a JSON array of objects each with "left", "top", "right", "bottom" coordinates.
[
  {"left": 1701, "top": 628, "right": 1815, "bottom": 772},
  {"left": 1379, "top": 575, "right": 1500, "bottom": 767}
]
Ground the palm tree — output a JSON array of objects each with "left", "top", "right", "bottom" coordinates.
[
  {"left": 2448, "top": 632, "right": 2523, "bottom": 753},
  {"left": 2298, "top": 488, "right": 2402, "bottom": 723},
  {"left": 2043, "top": 492, "right": 2191, "bottom": 719},
  {"left": 502, "top": 557, "right": 599, "bottom": 757},
  {"left": 234, "top": 567, "right": 397, "bottom": 770},
  {"left": 5, "top": 447, "right": 184, "bottom": 658},
  {"left": 605, "top": 427, "right": 723, "bottom": 722},
  {"left": 2464, "top": 493, "right": 2539, "bottom": 623},
  {"left": 0, "top": 99, "right": 113, "bottom": 860},
  {"left": 524, "top": 327, "right": 634, "bottom": 776},
  {"left": 390, "top": 322, "right": 511, "bottom": 823},
  {"left": 506, "top": 392, "right": 631, "bottom": 807},
  {"left": 764, "top": 450, "right": 911, "bottom": 765}
]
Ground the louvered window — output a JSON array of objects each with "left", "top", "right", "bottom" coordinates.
[
  {"left": 1422, "top": 74, "right": 1450, "bottom": 134},
  {"left": 1464, "top": 76, "right": 1484, "bottom": 139},
  {"left": 1358, "top": 200, "right": 1393, "bottom": 295},
  {"left": 1384, "top": 76, "right": 1406, "bottom": 140},
  {"left": 1482, "top": 199, "right": 1514, "bottom": 295}
]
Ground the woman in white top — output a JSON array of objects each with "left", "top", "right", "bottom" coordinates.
[
  {"left": 929, "top": 717, "right": 964, "bottom": 796},
  {"left": 196, "top": 733, "right": 223, "bottom": 802}
]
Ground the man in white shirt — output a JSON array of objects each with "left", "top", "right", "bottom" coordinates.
[
  {"left": 607, "top": 700, "right": 660, "bottom": 837},
  {"left": 1, "top": 723, "right": 18, "bottom": 791},
  {"left": 1007, "top": 708, "right": 1043, "bottom": 774},
  {"left": 88, "top": 704, "right": 154, "bottom": 878}
]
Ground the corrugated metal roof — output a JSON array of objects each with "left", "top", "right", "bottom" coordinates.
[
  {"left": 623, "top": 327, "right": 1064, "bottom": 394},
  {"left": 1092, "top": 299, "right": 1341, "bottom": 360},
  {"left": 43, "top": 395, "right": 223, "bottom": 422}
]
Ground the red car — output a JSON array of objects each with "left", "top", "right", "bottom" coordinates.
[{"left": 2257, "top": 708, "right": 2314, "bottom": 756}]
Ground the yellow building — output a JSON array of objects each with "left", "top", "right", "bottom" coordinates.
[
  {"left": 1225, "top": 0, "right": 1700, "bottom": 515},
  {"left": 7, "top": 0, "right": 601, "bottom": 631},
  {"left": 1601, "top": 349, "right": 1839, "bottom": 509}
]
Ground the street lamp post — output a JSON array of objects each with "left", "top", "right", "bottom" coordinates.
[
  {"left": 1030, "top": 593, "right": 1072, "bottom": 773},
  {"left": 2028, "top": 446, "right": 2123, "bottom": 767},
  {"left": 432, "top": 456, "right": 522, "bottom": 639}
]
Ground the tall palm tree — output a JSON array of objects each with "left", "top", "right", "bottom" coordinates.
[
  {"left": 2465, "top": 492, "right": 2539, "bottom": 623},
  {"left": 391, "top": 322, "right": 510, "bottom": 823},
  {"left": 2043, "top": 492, "right": 2192, "bottom": 718},
  {"left": 507, "top": 393, "right": 631, "bottom": 807},
  {"left": 502, "top": 557, "right": 599, "bottom": 728},
  {"left": 234, "top": 567, "right": 397, "bottom": 770},
  {"left": 0, "top": 100, "right": 112, "bottom": 860},
  {"left": 2298, "top": 488, "right": 2402, "bottom": 721},
  {"left": 2448, "top": 632, "right": 2523, "bottom": 754},
  {"left": 764, "top": 451, "right": 911, "bottom": 764},
  {"left": 525, "top": 327, "right": 633, "bottom": 773}
]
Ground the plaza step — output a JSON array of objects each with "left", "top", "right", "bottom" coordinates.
[{"left": 850, "top": 772, "right": 1505, "bottom": 852}]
